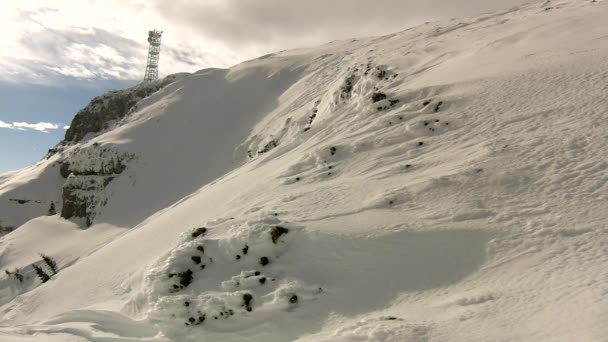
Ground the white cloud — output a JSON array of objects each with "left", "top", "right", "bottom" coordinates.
[
  {"left": 0, "top": 120, "right": 61, "bottom": 133},
  {"left": 63, "top": 125, "right": 70, "bottom": 129},
  {"left": 0, "top": 0, "right": 531, "bottom": 85}
]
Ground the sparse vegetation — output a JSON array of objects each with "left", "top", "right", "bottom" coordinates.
[
  {"left": 47, "top": 202, "right": 57, "bottom": 216},
  {"left": 270, "top": 226, "right": 289, "bottom": 244},
  {"left": 5, "top": 269, "right": 24, "bottom": 283},
  {"left": 33, "top": 264, "right": 51, "bottom": 283},
  {"left": 40, "top": 254, "right": 59, "bottom": 275},
  {"left": 191, "top": 227, "right": 207, "bottom": 238}
]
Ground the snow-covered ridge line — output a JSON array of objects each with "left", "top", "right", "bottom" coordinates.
[{"left": 1, "top": 0, "right": 608, "bottom": 340}]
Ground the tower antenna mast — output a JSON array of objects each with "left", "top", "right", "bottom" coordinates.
[{"left": 144, "top": 29, "right": 163, "bottom": 81}]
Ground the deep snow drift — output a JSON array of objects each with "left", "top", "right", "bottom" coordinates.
[{"left": 1, "top": 0, "right": 607, "bottom": 341}]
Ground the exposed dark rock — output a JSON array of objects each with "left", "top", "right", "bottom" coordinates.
[
  {"left": 435, "top": 101, "right": 444, "bottom": 112},
  {"left": 192, "top": 256, "right": 201, "bottom": 264},
  {"left": 289, "top": 295, "right": 298, "bottom": 304},
  {"left": 258, "top": 140, "right": 278, "bottom": 154},
  {"left": 339, "top": 74, "right": 357, "bottom": 102},
  {"left": 64, "top": 77, "right": 175, "bottom": 143}
]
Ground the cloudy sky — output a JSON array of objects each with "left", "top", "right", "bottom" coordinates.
[{"left": 0, "top": 0, "right": 528, "bottom": 173}]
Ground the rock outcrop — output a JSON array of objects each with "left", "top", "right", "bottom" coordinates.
[{"left": 64, "top": 76, "right": 176, "bottom": 143}]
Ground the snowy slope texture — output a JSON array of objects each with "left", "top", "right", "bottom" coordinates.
[{"left": 1, "top": 0, "right": 607, "bottom": 341}]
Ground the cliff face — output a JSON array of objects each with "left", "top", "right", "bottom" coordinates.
[
  {"left": 64, "top": 76, "right": 176, "bottom": 143},
  {"left": 59, "top": 146, "right": 134, "bottom": 226},
  {"left": 0, "top": 76, "right": 177, "bottom": 229}
]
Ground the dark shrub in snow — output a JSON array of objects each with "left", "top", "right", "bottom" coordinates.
[
  {"left": 40, "top": 254, "right": 59, "bottom": 275},
  {"left": 172, "top": 269, "right": 193, "bottom": 289},
  {"left": 270, "top": 226, "right": 289, "bottom": 244},
  {"left": 47, "top": 202, "right": 57, "bottom": 216},
  {"left": 435, "top": 101, "right": 444, "bottom": 112},
  {"left": 242, "top": 293, "right": 254, "bottom": 312},
  {"left": 191, "top": 227, "right": 207, "bottom": 238},
  {"left": 260, "top": 257, "right": 270, "bottom": 266},
  {"left": 33, "top": 264, "right": 51, "bottom": 283},
  {"left": 372, "top": 92, "right": 387, "bottom": 103},
  {"left": 5, "top": 269, "right": 24, "bottom": 283}
]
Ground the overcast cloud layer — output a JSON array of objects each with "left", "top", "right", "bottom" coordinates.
[{"left": 0, "top": 0, "right": 529, "bottom": 85}]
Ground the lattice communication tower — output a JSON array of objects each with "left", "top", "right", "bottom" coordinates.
[{"left": 144, "top": 29, "right": 163, "bottom": 81}]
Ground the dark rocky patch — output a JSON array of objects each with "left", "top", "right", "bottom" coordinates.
[
  {"left": 372, "top": 92, "right": 387, "bottom": 103},
  {"left": 171, "top": 269, "right": 193, "bottom": 290},
  {"left": 258, "top": 140, "right": 278, "bottom": 154},
  {"left": 242, "top": 293, "right": 254, "bottom": 312},
  {"left": 339, "top": 74, "right": 357, "bottom": 102},
  {"left": 434, "top": 101, "right": 444, "bottom": 112},
  {"left": 191, "top": 256, "right": 201, "bottom": 264},
  {"left": 64, "top": 77, "right": 175, "bottom": 143}
]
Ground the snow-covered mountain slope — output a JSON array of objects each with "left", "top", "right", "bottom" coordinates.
[{"left": 1, "top": 0, "right": 607, "bottom": 341}]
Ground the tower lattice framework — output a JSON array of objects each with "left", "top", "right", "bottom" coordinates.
[{"left": 144, "top": 29, "right": 163, "bottom": 81}]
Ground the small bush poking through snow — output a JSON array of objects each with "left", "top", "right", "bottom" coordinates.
[
  {"left": 5, "top": 269, "right": 24, "bottom": 283},
  {"left": 435, "top": 101, "right": 444, "bottom": 112},
  {"left": 40, "top": 254, "right": 59, "bottom": 275},
  {"left": 191, "top": 227, "right": 207, "bottom": 239},
  {"left": 371, "top": 92, "right": 387, "bottom": 103},
  {"left": 168, "top": 269, "right": 194, "bottom": 291},
  {"left": 260, "top": 257, "right": 270, "bottom": 266},
  {"left": 270, "top": 226, "right": 289, "bottom": 244},
  {"left": 33, "top": 264, "right": 51, "bottom": 283},
  {"left": 47, "top": 201, "right": 57, "bottom": 216},
  {"left": 242, "top": 293, "right": 254, "bottom": 312}
]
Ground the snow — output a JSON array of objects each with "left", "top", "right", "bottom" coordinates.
[{"left": 1, "top": 0, "right": 608, "bottom": 340}]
